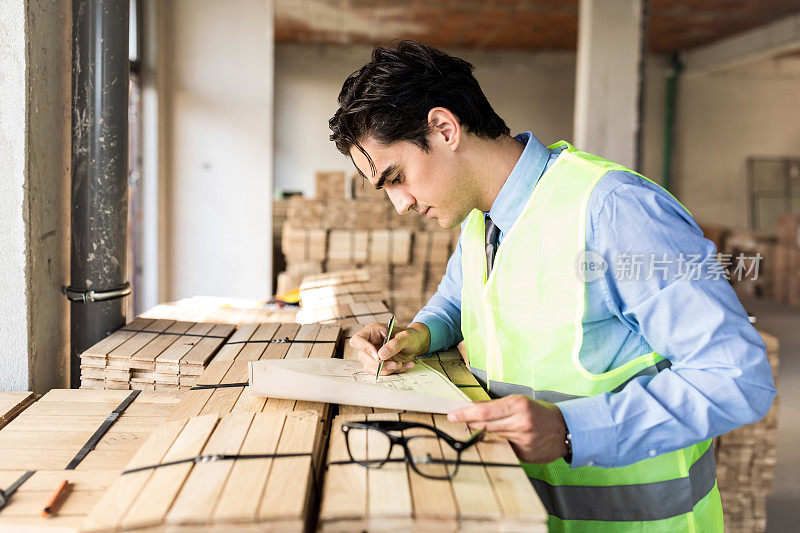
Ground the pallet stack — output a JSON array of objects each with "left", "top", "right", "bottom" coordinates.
[
  {"left": 774, "top": 215, "right": 800, "bottom": 305},
  {"left": 716, "top": 331, "right": 780, "bottom": 533},
  {"left": 320, "top": 346, "right": 548, "bottom": 530},
  {"left": 0, "top": 391, "right": 36, "bottom": 430},
  {"left": 81, "top": 410, "right": 324, "bottom": 532},
  {"left": 79, "top": 317, "right": 235, "bottom": 392}
]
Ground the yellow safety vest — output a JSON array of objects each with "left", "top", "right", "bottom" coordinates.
[{"left": 460, "top": 141, "right": 723, "bottom": 532}]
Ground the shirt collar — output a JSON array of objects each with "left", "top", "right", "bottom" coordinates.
[{"left": 486, "top": 131, "right": 550, "bottom": 235}]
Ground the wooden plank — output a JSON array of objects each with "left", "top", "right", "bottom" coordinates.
[
  {"left": 257, "top": 410, "right": 320, "bottom": 522},
  {"left": 81, "top": 418, "right": 188, "bottom": 532},
  {"left": 129, "top": 320, "right": 193, "bottom": 365},
  {"left": 366, "top": 412, "right": 413, "bottom": 520},
  {"left": 80, "top": 317, "right": 154, "bottom": 358},
  {"left": 0, "top": 391, "right": 36, "bottom": 430},
  {"left": 432, "top": 414, "right": 503, "bottom": 521},
  {"left": 166, "top": 412, "right": 255, "bottom": 524},
  {"left": 119, "top": 414, "right": 218, "bottom": 530},
  {"left": 318, "top": 414, "right": 368, "bottom": 526},
  {"left": 400, "top": 412, "right": 458, "bottom": 521},
  {"left": 212, "top": 411, "right": 287, "bottom": 522}
]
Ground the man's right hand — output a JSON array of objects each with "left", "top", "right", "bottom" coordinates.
[{"left": 349, "top": 321, "right": 431, "bottom": 376}]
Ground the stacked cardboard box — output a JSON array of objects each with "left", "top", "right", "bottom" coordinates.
[
  {"left": 773, "top": 215, "right": 800, "bottom": 305},
  {"left": 716, "top": 331, "right": 780, "bottom": 533}
]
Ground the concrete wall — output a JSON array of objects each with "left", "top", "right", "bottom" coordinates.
[
  {"left": 0, "top": 0, "right": 71, "bottom": 392},
  {"left": 674, "top": 58, "right": 800, "bottom": 228},
  {"left": 163, "top": 0, "right": 273, "bottom": 300},
  {"left": 274, "top": 43, "right": 667, "bottom": 196}
]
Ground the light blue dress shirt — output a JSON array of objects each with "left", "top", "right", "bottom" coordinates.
[{"left": 413, "top": 131, "right": 777, "bottom": 468}]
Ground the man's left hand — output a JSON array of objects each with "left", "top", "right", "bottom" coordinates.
[{"left": 447, "top": 395, "right": 569, "bottom": 464}]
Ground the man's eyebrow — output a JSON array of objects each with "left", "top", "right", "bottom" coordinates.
[{"left": 374, "top": 164, "right": 399, "bottom": 190}]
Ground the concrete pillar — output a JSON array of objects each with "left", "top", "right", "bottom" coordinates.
[
  {"left": 0, "top": 1, "right": 72, "bottom": 392},
  {"left": 573, "top": 0, "right": 645, "bottom": 168}
]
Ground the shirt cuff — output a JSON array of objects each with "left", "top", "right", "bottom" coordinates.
[
  {"left": 557, "top": 394, "right": 617, "bottom": 468},
  {"left": 411, "top": 311, "right": 450, "bottom": 354}
]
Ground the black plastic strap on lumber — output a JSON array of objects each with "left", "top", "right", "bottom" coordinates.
[
  {"left": 225, "top": 337, "right": 337, "bottom": 345},
  {"left": 327, "top": 458, "right": 520, "bottom": 468},
  {"left": 0, "top": 470, "right": 35, "bottom": 511},
  {"left": 122, "top": 452, "right": 314, "bottom": 475},
  {"left": 119, "top": 328, "right": 228, "bottom": 339},
  {"left": 189, "top": 382, "right": 249, "bottom": 390},
  {"left": 65, "top": 390, "right": 141, "bottom": 470}
]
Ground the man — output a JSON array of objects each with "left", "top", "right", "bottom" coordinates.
[{"left": 329, "top": 39, "right": 775, "bottom": 531}]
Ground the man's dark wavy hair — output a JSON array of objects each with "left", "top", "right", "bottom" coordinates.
[{"left": 329, "top": 39, "right": 510, "bottom": 176}]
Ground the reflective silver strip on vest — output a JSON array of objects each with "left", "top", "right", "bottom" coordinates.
[
  {"left": 530, "top": 443, "right": 717, "bottom": 522},
  {"left": 469, "top": 359, "right": 672, "bottom": 402}
]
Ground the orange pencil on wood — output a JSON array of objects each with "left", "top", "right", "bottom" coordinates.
[{"left": 41, "top": 480, "right": 70, "bottom": 518}]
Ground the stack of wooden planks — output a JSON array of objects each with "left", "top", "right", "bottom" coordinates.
[
  {"left": 0, "top": 391, "right": 37, "bottom": 430},
  {"left": 79, "top": 317, "right": 235, "bottom": 392},
  {"left": 320, "top": 347, "right": 548, "bottom": 531},
  {"left": 78, "top": 323, "right": 341, "bottom": 532},
  {"left": 296, "top": 269, "right": 392, "bottom": 336},
  {"left": 0, "top": 389, "right": 179, "bottom": 471},
  {"left": 716, "top": 331, "right": 781, "bottom": 533},
  {"left": 81, "top": 410, "right": 324, "bottom": 532},
  {"left": 139, "top": 295, "right": 299, "bottom": 324}
]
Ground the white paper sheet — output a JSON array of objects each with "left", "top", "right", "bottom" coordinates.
[{"left": 248, "top": 358, "right": 471, "bottom": 414}]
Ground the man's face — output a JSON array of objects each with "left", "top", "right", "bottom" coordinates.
[{"left": 349, "top": 134, "right": 474, "bottom": 230}]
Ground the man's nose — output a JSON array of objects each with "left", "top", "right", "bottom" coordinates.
[{"left": 386, "top": 188, "right": 414, "bottom": 215}]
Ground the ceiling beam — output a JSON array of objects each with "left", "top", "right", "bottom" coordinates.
[{"left": 683, "top": 11, "right": 800, "bottom": 74}]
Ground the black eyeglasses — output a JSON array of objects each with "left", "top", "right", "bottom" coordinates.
[{"left": 340, "top": 420, "right": 486, "bottom": 480}]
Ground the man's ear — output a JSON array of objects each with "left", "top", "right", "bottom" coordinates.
[{"left": 427, "top": 107, "right": 461, "bottom": 152}]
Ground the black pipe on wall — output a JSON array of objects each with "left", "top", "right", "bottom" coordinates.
[{"left": 68, "top": 0, "right": 130, "bottom": 388}]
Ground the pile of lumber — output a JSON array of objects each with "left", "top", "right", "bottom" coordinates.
[
  {"left": 320, "top": 412, "right": 547, "bottom": 532},
  {"left": 0, "top": 391, "right": 36, "bottom": 430},
  {"left": 320, "top": 347, "right": 548, "bottom": 531},
  {"left": 140, "top": 295, "right": 298, "bottom": 324},
  {"left": 274, "top": 173, "right": 460, "bottom": 324},
  {"left": 295, "top": 269, "right": 392, "bottom": 336},
  {"left": 0, "top": 389, "right": 179, "bottom": 471},
  {"left": 81, "top": 410, "right": 324, "bottom": 532},
  {"left": 78, "top": 323, "right": 341, "bottom": 531},
  {"left": 716, "top": 331, "right": 780, "bottom": 533},
  {"left": 774, "top": 215, "right": 800, "bottom": 305},
  {"left": 79, "top": 317, "right": 235, "bottom": 392}
]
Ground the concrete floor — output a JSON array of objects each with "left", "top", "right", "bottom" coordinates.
[{"left": 739, "top": 297, "right": 800, "bottom": 531}]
